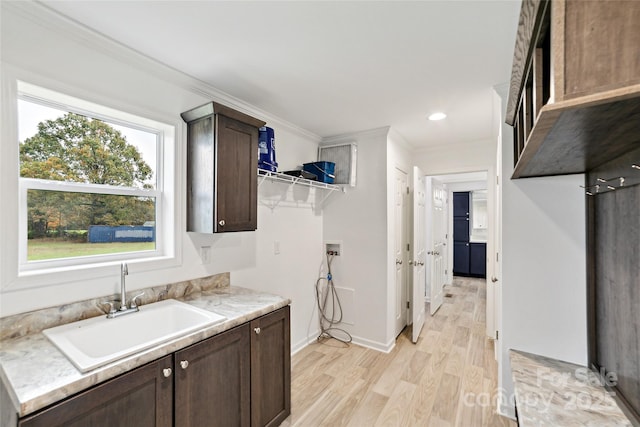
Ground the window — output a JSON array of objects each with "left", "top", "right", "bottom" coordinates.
[{"left": 17, "top": 82, "right": 175, "bottom": 272}]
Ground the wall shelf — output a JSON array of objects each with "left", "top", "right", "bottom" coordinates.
[
  {"left": 258, "top": 169, "right": 342, "bottom": 191},
  {"left": 257, "top": 169, "right": 343, "bottom": 210}
]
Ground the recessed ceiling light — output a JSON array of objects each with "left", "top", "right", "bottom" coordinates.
[{"left": 428, "top": 112, "right": 447, "bottom": 121}]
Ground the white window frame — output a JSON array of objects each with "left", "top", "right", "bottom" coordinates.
[{"left": 9, "top": 81, "right": 179, "bottom": 283}]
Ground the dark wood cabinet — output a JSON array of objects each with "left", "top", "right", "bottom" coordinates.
[
  {"left": 453, "top": 192, "right": 470, "bottom": 217},
  {"left": 182, "top": 102, "right": 266, "bottom": 233},
  {"left": 453, "top": 192, "right": 486, "bottom": 278},
  {"left": 250, "top": 306, "right": 291, "bottom": 427},
  {"left": 506, "top": 0, "right": 640, "bottom": 178},
  {"left": 453, "top": 218, "right": 470, "bottom": 242},
  {"left": 19, "top": 356, "right": 173, "bottom": 427},
  {"left": 469, "top": 243, "right": 487, "bottom": 277},
  {"left": 175, "top": 324, "right": 251, "bottom": 427},
  {"left": 18, "top": 307, "right": 290, "bottom": 427},
  {"left": 453, "top": 242, "right": 470, "bottom": 276}
]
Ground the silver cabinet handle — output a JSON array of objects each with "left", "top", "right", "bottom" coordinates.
[
  {"left": 396, "top": 259, "right": 402, "bottom": 265},
  {"left": 254, "top": 327, "right": 261, "bottom": 335},
  {"left": 218, "top": 219, "right": 225, "bottom": 226},
  {"left": 163, "top": 368, "right": 172, "bottom": 378},
  {"left": 408, "top": 260, "right": 414, "bottom": 266},
  {"left": 419, "top": 261, "right": 425, "bottom": 266},
  {"left": 180, "top": 360, "right": 189, "bottom": 369}
]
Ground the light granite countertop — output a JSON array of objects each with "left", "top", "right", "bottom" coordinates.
[
  {"left": 510, "top": 350, "right": 634, "bottom": 426},
  {"left": 0, "top": 284, "right": 290, "bottom": 420}
]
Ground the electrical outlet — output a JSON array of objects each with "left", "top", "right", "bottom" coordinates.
[{"left": 200, "top": 246, "right": 211, "bottom": 264}]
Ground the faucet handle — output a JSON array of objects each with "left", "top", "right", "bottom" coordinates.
[
  {"left": 129, "top": 292, "right": 145, "bottom": 309},
  {"left": 101, "top": 300, "right": 118, "bottom": 316}
]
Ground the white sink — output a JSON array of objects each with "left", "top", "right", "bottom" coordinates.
[{"left": 43, "top": 299, "right": 226, "bottom": 373}]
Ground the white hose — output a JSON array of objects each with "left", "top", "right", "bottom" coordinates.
[{"left": 315, "top": 252, "right": 352, "bottom": 344}]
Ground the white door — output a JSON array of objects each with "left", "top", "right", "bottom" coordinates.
[
  {"left": 395, "top": 168, "right": 409, "bottom": 337},
  {"left": 411, "top": 167, "right": 426, "bottom": 343},
  {"left": 428, "top": 178, "right": 446, "bottom": 315}
]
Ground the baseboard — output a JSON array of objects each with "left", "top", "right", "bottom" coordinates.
[
  {"left": 350, "top": 335, "right": 395, "bottom": 353},
  {"left": 498, "top": 396, "right": 516, "bottom": 420},
  {"left": 292, "top": 332, "right": 395, "bottom": 355},
  {"left": 291, "top": 332, "right": 320, "bottom": 356}
]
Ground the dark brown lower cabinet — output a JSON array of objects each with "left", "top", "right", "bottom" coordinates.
[
  {"left": 18, "top": 355, "right": 173, "bottom": 427},
  {"left": 17, "top": 307, "right": 290, "bottom": 427},
  {"left": 175, "top": 323, "right": 251, "bottom": 427},
  {"left": 251, "top": 306, "right": 291, "bottom": 427}
]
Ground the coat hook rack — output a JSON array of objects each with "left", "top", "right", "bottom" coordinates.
[{"left": 581, "top": 163, "right": 640, "bottom": 196}]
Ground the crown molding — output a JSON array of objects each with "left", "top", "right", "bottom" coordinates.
[
  {"left": 6, "top": 1, "right": 321, "bottom": 143},
  {"left": 321, "top": 126, "right": 390, "bottom": 144}
]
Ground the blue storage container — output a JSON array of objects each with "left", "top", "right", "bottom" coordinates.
[
  {"left": 303, "top": 161, "right": 336, "bottom": 184},
  {"left": 258, "top": 126, "right": 277, "bottom": 172}
]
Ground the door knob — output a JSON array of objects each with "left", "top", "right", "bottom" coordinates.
[
  {"left": 180, "top": 360, "right": 189, "bottom": 369},
  {"left": 163, "top": 368, "right": 172, "bottom": 378},
  {"left": 218, "top": 219, "right": 225, "bottom": 227},
  {"left": 254, "top": 327, "right": 261, "bottom": 335}
]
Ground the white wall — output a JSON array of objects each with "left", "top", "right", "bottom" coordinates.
[
  {"left": 0, "top": 2, "right": 324, "bottom": 350},
  {"left": 413, "top": 139, "right": 495, "bottom": 177},
  {"left": 321, "top": 127, "right": 392, "bottom": 351},
  {"left": 495, "top": 87, "right": 588, "bottom": 417}
]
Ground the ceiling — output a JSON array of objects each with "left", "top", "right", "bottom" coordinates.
[{"left": 42, "top": 1, "right": 520, "bottom": 149}]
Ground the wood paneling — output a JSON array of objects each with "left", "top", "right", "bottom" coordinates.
[
  {"left": 588, "top": 146, "right": 640, "bottom": 422},
  {"left": 19, "top": 356, "right": 173, "bottom": 427},
  {"left": 563, "top": 0, "right": 640, "bottom": 99}
]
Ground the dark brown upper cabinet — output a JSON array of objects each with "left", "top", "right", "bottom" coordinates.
[
  {"left": 506, "top": 0, "right": 640, "bottom": 179},
  {"left": 181, "top": 102, "right": 266, "bottom": 232}
]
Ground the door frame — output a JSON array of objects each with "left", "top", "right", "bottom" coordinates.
[{"left": 425, "top": 170, "right": 496, "bottom": 339}]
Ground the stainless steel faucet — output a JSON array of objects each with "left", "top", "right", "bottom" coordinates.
[
  {"left": 103, "top": 262, "right": 144, "bottom": 319},
  {"left": 120, "top": 262, "right": 128, "bottom": 311}
]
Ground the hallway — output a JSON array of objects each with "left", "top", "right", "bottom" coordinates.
[{"left": 283, "top": 277, "right": 515, "bottom": 426}]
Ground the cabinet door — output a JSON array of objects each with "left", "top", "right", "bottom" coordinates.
[
  {"left": 251, "top": 306, "right": 291, "bottom": 427},
  {"left": 453, "top": 192, "right": 470, "bottom": 218},
  {"left": 453, "top": 242, "right": 470, "bottom": 276},
  {"left": 216, "top": 114, "right": 258, "bottom": 232},
  {"left": 470, "top": 243, "right": 487, "bottom": 278},
  {"left": 453, "top": 217, "right": 470, "bottom": 242},
  {"left": 175, "top": 324, "right": 251, "bottom": 427},
  {"left": 19, "top": 356, "right": 173, "bottom": 427}
]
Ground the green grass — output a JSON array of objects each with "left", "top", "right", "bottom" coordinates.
[{"left": 27, "top": 239, "right": 155, "bottom": 261}]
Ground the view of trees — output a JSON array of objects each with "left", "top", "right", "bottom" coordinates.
[{"left": 20, "top": 113, "right": 155, "bottom": 239}]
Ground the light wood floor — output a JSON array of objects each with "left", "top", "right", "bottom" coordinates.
[{"left": 282, "top": 277, "right": 516, "bottom": 427}]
